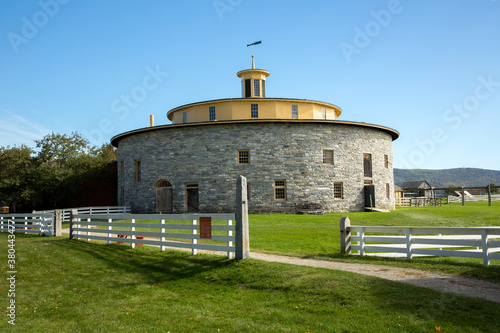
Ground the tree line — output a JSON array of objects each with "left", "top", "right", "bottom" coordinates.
[{"left": 0, "top": 132, "right": 116, "bottom": 212}]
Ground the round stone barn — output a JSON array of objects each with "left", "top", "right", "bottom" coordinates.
[{"left": 111, "top": 57, "right": 399, "bottom": 214}]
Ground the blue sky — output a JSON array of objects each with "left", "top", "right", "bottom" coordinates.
[{"left": 1, "top": 0, "right": 499, "bottom": 170}]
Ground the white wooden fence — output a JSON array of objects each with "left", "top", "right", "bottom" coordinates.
[
  {"left": 69, "top": 175, "right": 251, "bottom": 259},
  {"left": 447, "top": 194, "right": 500, "bottom": 203},
  {"left": 70, "top": 213, "right": 238, "bottom": 258},
  {"left": 35, "top": 206, "right": 131, "bottom": 222},
  {"left": 340, "top": 217, "right": 500, "bottom": 265},
  {"left": 0, "top": 213, "right": 55, "bottom": 236}
]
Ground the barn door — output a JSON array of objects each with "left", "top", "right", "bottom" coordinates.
[
  {"left": 364, "top": 185, "right": 375, "bottom": 208},
  {"left": 185, "top": 183, "right": 199, "bottom": 213},
  {"left": 156, "top": 180, "right": 172, "bottom": 213}
]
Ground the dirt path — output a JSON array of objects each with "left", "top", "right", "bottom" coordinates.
[{"left": 251, "top": 252, "right": 500, "bottom": 304}]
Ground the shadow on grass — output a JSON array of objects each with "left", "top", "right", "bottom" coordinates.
[
  {"left": 8, "top": 233, "right": 500, "bottom": 331},
  {"left": 301, "top": 252, "right": 500, "bottom": 284},
  {"left": 47, "top": 236, "right": 236, "bottom": 284}
]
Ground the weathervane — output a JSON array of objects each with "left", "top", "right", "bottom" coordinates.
[{"left": 247, "top": 40, "right": 261, "bottom": 69}]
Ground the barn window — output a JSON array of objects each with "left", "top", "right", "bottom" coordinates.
[
  {"left": 323, "top": 150, "right": 333, "bottom": 164},
  {"left": 183, "top": 111, "right": 187, "bottom": 123},
  {"left": 120, "top": 187, "right": 125, "bottom": 205},
  {"left": 251, "top": 104, "right": 258, "bottom": 118},
  {"left": 363, "top": 153, "right": 372, "bottom": 178},
  {"left": 386, "top": 184, "right": 390, "bottom": 199},
  {"left": 334, "top": 182, "right": 343, "bottom": 199},
  {"left": 274, "top": 180, "right": 286, "bottom": 200},
  {"left": 292, "top": 104, "right": 298, "bottom": 119},
  {"left": 262, "top": 80, "right": 266, "bottom": 97},
  {"left": 209, "top": 106, "right": 216, "bottom": 121},
  {"left": 384, "top": 155, "right": 389, "bottom": 168},
  {"left": 322, "top": 108, "right": 326, "bottom": 119},
  {"left": 238, "top": 150, "right": 250, "bottom": 164},
  {"left": 135, "top": 160, "right": 141, "bottom": 182}
]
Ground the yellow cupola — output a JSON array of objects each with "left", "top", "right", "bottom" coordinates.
[{"left": 236, "top": 55, "right": 270, "bottom": 98}]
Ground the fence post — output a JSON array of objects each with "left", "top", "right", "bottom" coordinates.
[
  {"left": 235, "top": 175, "right": 250, "bottom": 259},
  {"left": 340, "top": 217, "right": 351, "bottom": 254},
  {"left": 54, "top": 210, "right": 62, "bottom": 236},
  {"left": 69, "top": 209, "right": 78, "bottom": 239},
  {"left": 461, "top": 187, "right": 465, "bottom": 206},
  {"left": 405, "top": 228, "right": 413, "bottom": 259},
  {"left": 131, "top": 219, "right": 136, "bottom": 249},
  {"left": 359, "top": 227, "right": 365, "bottom": 256},
  {"left": 227, "top": 220, "right": 234, "bottom": 259},
  {"left": 160, "top": 219, "right": 166, "bottom": 252},
  {"left": 192, "top": 219, "right": 198, "bottom": 255},
  {"left": 487, "top": 185, "right": 492, "bottom": 207},
  {"left": 107, "top": 218, "right": 112, "bottom": 245},
  {"left": 482, "top": 229, "right": 490, "bottom": 265},
  {"left": 86, "top": 218, "right": 91, "bottom": 242}
]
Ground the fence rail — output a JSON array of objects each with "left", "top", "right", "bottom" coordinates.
[
  {"left": 69, "top": 175, "right": 250, "bottom": 259},
  {"left": 70, "top": 213, "right": 238, "bottom": 258},
  {"left": 0, "top": 213, "right": 55, "bottom": 236},
  {"left": 340, "top": 217, "right": 500, "bottom": 265},
  {"left": 396, "top": 197, "right": 442, "bottom": 207},
  {"left": 447, "top": 194, "right": 500, "bottom": 203},
  {"left": 35, "top": 206, "right": 131, "bottom": 222}
]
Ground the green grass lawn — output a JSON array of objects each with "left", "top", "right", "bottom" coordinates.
[
  {"left": 249, "top": 201, "right": 500, "bottom": 283},
  {"left": 1, "top": 233, "right": 500, "bottom": 332},
  {"left": 67, "top": 201, "right": 500, "bottom": 282}
]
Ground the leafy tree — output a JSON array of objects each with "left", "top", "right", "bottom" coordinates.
[
  {"left": 444, "top": 184, "right": 460, "bottom": 196},
  {"left": 0, "top": 145, "right": 37, "bottom": 211},
  {"left": 488, "top": 183, "right": 499, "bottom": 194},
  {"left": 34, "top": 132, "right": 113, "bottom": 208},
  {"left": 1, "top": 132, "right": 117, "bottom": 211}
]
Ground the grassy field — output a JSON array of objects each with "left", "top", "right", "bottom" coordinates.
[
  {"left": 2, "top": 201, "right": 499, "bottom": 331},
  {"left": 249, "top": 201, "right": 500, "bottom": 283},
  {"left": 1, "top": 233, "right": 500, "bottom": 332}
]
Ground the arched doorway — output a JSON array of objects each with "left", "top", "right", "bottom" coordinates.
[{"left": 156, "top": 180, "right": 172, "bottom": 213}]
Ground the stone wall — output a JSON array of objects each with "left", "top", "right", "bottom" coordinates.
[{"left": 116, "top": 121, "right": 395, "bottom": 213}]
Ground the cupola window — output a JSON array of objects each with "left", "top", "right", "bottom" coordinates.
[{"left": 254, "top": 79, "right": 260, "bottom": 97}]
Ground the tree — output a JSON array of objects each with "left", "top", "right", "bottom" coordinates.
[
  {"left": 488, "top": 183, "right": 499, "bottom": 194},
  {"left": 1, "top": 132, "right": 117, "bottom": 211},
  {"left": 444, "top": 184, "right": 460, "bottom": 196},
  {"left": 34, "top": 132, "right": 113, "bottom": 208},
  {"left": 0, "top": 145, "right": 37, "bottom": 212}
]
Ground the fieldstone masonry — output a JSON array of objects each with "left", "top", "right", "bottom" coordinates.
[{"left": 116, "top": 120, "right": 395, "bottom": 214}]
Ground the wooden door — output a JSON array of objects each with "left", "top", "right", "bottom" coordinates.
[{"left": 156, "top": 187, "right": 172, "bottom": 213}]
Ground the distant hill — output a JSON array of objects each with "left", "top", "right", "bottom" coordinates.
[{"left": 394, "top": 168, "right": 500, "bottom": 188}]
